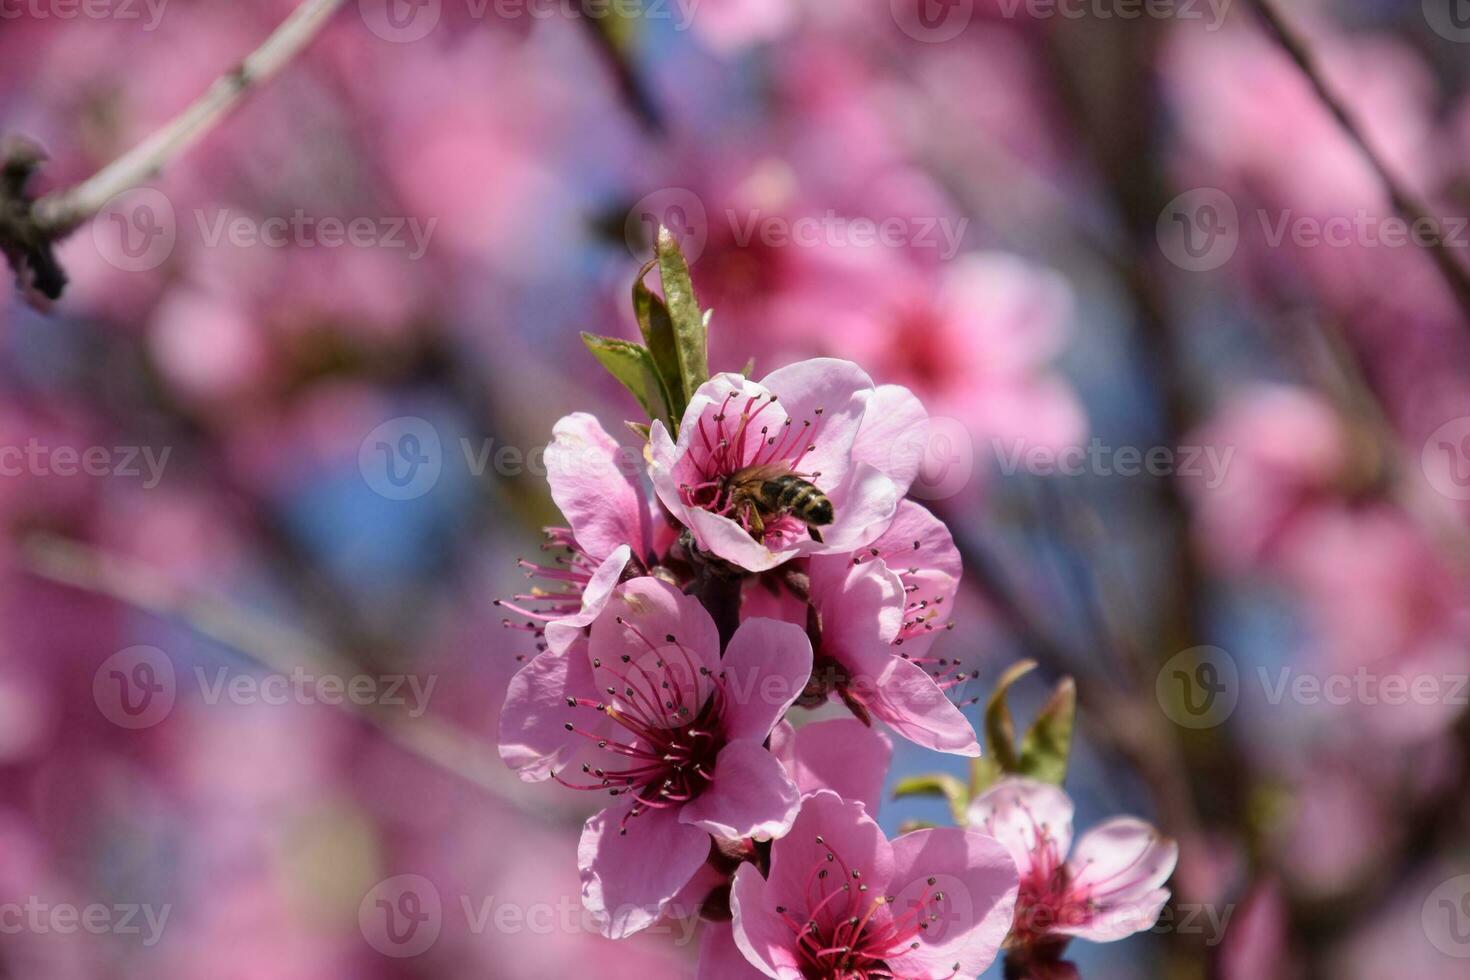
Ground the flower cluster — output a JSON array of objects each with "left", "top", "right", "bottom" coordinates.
[
  {"left": 492, "top": 234, "right": 1171, "bottom": 979},
  {"left": 495, "top": 333, "right": 1176, "bottom": 976}
]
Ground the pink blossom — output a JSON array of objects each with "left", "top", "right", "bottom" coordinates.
[
  {"left": 499, "top": 577, "right": 812, "bottom": 937},
  {"left": 769, "top": 718, "right": 894, "bottom": 815},
  {"left": 804, "top": 500, "right": 980, "bottom": 755},
  {"left": 728, "top": 790, "right": 1018, "bottom": 979},
  {"left": 968, "top": 778, "right": 1177, "bottom": 954},
  {"left": 497, "top": 412, "right": 660, "bottom": 656},
  {"left": 650, "top": 360, "right": 926, "bottom": 571}
]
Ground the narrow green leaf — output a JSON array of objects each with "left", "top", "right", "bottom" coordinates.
[
  {"left": 739, "top": 357, "right": 756, "bottom": 378},
  {"left": 625, "top": 421, "right": 652, "bottom": 442},
  {"left": 969, "top": 755, "right": 1004, "bottom": 801},
  {"left": 892, "top": 773, "right": 969, "bottom": 825},
  {"left": 984, "top": 660, "right": 1037, "bottom": 774},
  {"left": 580, "top": 333, "right": 670, "bottom": 423},
  {"left": 897, "top": 819, "right": 939, "bottom": 834},
  {"left": 656, "top": 226, "right": 708, "bottom": 400},
  {"left": 1018, "top": 677, "right": 1076, "bottom": 784},
  {"left": 632, "top": 257, "right": 684, "bottom": 427}
]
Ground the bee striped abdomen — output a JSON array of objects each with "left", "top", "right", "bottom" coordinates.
[{"left": 762, "top": 475, "right": 834, "bottom": 526}]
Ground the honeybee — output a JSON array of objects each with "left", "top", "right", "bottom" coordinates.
[{"left": 725, "top": 463, "right": 833, "bottom": 542}]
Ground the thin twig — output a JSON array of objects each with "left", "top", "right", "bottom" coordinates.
[
  {"left": 1247, "top": 0, "right": 1470, "bottom": 322},
  {"left": 30, "top": 0, "right": 348, "bottom": 236},
  {"left": 19, "top": 532, "right": 531, "bottom": 811}
]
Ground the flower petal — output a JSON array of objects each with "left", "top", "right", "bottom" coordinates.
[
  {"left": 543, "top": 545, "right": 632, "bottom": 655},
  {"left": 579, "top": 800, "right": 712, "bottom": 939},
  {"left": 719, "top": 618, "right": 813, "bottom": 742},
  {"left": 730, "top": 865, "right": 800, "bottom": 979},
  {"left": 497, "top": 641, "right": 603, "bottom": 781},
  {"left": 547, "top": 412, "right": 650, "bottom": 560},
  {"left": 966, "top": 777, "right": 1076, "bottom": 879},
  {"left": 698, "top": 921, "right": 772, "bottom": 980},
  {"left": 852, "top": 384, "right": 928, "bottom": 497},
  {"left": 681, "top": 740, "right": 801, "bottom": 841},
  {"left": 807, "top": 462, "right": 899, "bottom": 556},
  {"left": 1058, "top": 817, "right": 1177, "bottom": 941},
  {"left": 760, "top": 357, "right": 873, "bottom": 493},
  {"left": 769, "top": 718, "right": 893, "bottom": 814},
  {"left": 763, "top": 790, "right": 896, "bottom": 920},
  {"left": 859, "top": 655, "right": 980, "bottom": 756},
  {"left": 883, "top": 828, "right": 1019, "bottom": 980}
]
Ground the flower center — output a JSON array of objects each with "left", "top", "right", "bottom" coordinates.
[
  {"left": 773, "top": 836, "right": 958, "bottom": 980},
  {"left": 677, "top": 389, "right": 827, "bottom": 541},
  {"left": 555, "top": 623, "right": 727, "bottom": 832},
  {"left": 1012, "top": 836, "right": 1092, "bottom": 946}
]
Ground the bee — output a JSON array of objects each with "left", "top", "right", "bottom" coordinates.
[{"left": 725, "top": 463, "right": 833, "bottom": 542}]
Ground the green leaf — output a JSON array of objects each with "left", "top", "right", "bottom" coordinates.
[
  {"left": 892, "top": 773, "right": 970, "bottom": 825},
  {"left": 580, "top": 333, "right": 670, "bottom": 424},
  {"left": 1018, "top": 676, "right": 1076, "bottom": 784},
  {"left": 625, "top": 421, "right": 652, "bottom": 442},
  {"left": 969, "top": 755, "right": 1004, "bottom": 800},
  {"left": 656, "top": 226, "right": 708, "bottom": 401},
  {"left": 897, "top": 819, "right": 938, "bottom": 834},
  {"left": 632, "top": 258, "right": 684, "bottom": 427},
  {"left": 983, "top": 660, "right": 1036, "bottom": 775}
]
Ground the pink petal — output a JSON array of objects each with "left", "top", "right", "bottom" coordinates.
[
  {"left": 547, "top": 412, "right": 650, "bottom": 560},
  {"left": 868, "top": 501, "right": 962, "bottom": 657},
  {"left": 809, "top": 462, "right": 900, "bottom": 555},
  {"left": 497, "top": 641, "right": 603, "bottom": 780},
  {"left": 589, "top": 577, "right": 722, "bottom": 684},
  {"left": 852, "top": 384, "right": 929, "bottom": 497},
  {"left": 763, "top": 790, "right": 896, "bottom": 920},
  {"left": 1058, "top": 818, "right": 1177, "bottom": 941},
  {"left": 883, "top": 828, "right": 1019, "bottom": 979},
  {"left": 543, "top": 545, "right": 632, "bottom": 655},
  {"left": 730, "top": 865, "right": 801, "bottom": 979},
  {"left": 698, "top": 921, "right": 771, "bottom": 980},
  {"left": 812, "top": 558, "right": 906, "bottom": 649},
  {"left": 760, "top": 357, "right": 873, "bottom": 495},
  {"left": 579, "top": 800, "right": 712, "bottom": 939},
  {"left": 739, "top": 578, "right": 808, "bottom": 627},
  {"left": 719, "top": 618, "right": 813, "bottom": 742},
  {"left": 681, "top": 740, "right": 801, "bottom": 841},
  {"left": 688, "top": 505, "right": 802, "bottom": 572},
  {"left": 769, "top": 718, "right": 893, "bottom": 813},
  {"left": 858, "top": 654, "right": 981, "bottom": 756},
  {"left": 967, "top": 777, "right": 1076, "bottom": 879}
]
